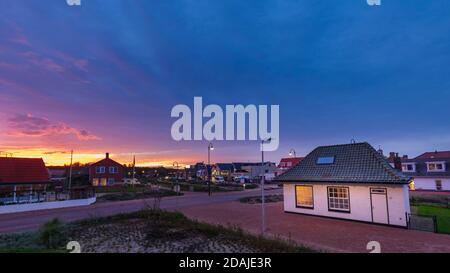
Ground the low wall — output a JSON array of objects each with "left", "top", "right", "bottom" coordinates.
[{"left": 0, "top": 197, "right": 96, "bottom": 215}]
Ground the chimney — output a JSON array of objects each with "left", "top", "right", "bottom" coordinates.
[
  {"left": 106, "top": 152, "right": 109, "bottom": 159},
  {"left": 388, "top": 152, "right": 396, "bottom": 160},
  {"left": 393, "top": 153, "right": 402, "bottom": 171}
]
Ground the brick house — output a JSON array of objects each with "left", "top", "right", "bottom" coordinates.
[{"left": 89, "top": 153, "right": 124, "bottom": 186}]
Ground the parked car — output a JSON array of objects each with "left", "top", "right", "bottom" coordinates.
[
  {"left": 233, "top": 176, "right": 249, "bottom": 183},
  {"left": 213, "top": 176, "right": 225, "bottom": 183}
]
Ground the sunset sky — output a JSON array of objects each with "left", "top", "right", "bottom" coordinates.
[{"left": 1, "top": 1, "right": 450, "bottom": 166}]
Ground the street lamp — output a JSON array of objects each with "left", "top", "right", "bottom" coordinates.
[
  {"left": 207, "top": 142, "right": 214, "bottom": 196},
  {"left": 289, "top": 149, "right": 296, "bottom": 157},
  {"left": 260, "top": 137, "right": 272, "bottom": 236},
  {"left": 172, "top": 161, "right": 179, "bottom": 181}
]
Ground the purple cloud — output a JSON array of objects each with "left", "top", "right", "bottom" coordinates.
[{"left": 7, "top": 113, "right": 100, "bottom": 141}]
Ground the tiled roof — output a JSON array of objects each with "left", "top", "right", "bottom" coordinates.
[
  {"left": 215, "top": 163, "right": 235, "bottom": 171},
  {"left": 415, "top": 151, "right": 450, "bottom": 160},
  {"left": 275, "top": 142, "right": 411, "bottom": 184},
  {"left": 278, "top": 157, "right": 304, "bottom": 168},
  {"left": 0, "top": 157, "right": 49, "bottom": 183}
]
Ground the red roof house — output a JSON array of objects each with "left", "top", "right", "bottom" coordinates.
[
  {"left": 275, "top": 157, "right": 304, "bottom": 177},
  {"left": 89, "top": 153, "right": 125, "bottom": 187},
  {"left": 0, "top": 157, "right": 49, "bottom": 184},
  {"left": 415, "top": 151, "right": 450, "bottom": 160}
]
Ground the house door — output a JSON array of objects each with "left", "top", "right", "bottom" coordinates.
[{"left": 370, "top": 188, "right": 389, "bottom": 225}]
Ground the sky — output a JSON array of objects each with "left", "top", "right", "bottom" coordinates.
[{"left": 1, "top": 0, "right": 450, "bottom": 166}]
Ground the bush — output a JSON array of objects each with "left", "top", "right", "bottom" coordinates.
[{"left": 38, "top": 218, "right": 66, "bottom": 249}]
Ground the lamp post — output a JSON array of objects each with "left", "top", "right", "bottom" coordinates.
[
  {"left": 207, "top": 142, "right": 214, "bottom": 196},
  {"left": 289, "top": 149, "right": 296, "bottom": 157},
  {"left": 260, "top": 138, "right": 272, "bottom": 236}
]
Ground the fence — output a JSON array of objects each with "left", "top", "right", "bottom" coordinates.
[
  {"left": 407, "top": 213, "right": 437, "bottom": 233},
  {"left": 0, "top": 187, "right": 95, "bottom": 206}
]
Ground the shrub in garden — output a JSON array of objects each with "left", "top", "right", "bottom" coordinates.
[{"left": 38, "top": 218, "right": 66, "bottom": 249}]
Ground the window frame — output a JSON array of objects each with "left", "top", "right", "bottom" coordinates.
[
  {"left": 316, "top": 156, "right": 335, "bottom": 165},
  {"left": 427, "top": 162, "right": 446, "bottom": 172},
  {"left": 294, "top": 185, "right": 314, "bottom": 209},
  {"left": 96, "top": 166, "right": 105, "bottom": 174},
  {"left": 327, "top": 186, "right": 351, "bottom": 213},
  {"left": 402, "top": 163, "right": 416, "bottom": 172},
  {"left": 109, "top": 166, "right": 118, "bottom": 174}
]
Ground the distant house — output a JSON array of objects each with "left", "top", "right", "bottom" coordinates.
[
  {"left": 274, "top": 157, "right": 304, "bottom": 177},
  {"left": 212, "top": 163, "right": 235, "bottom": 181},
  {"left": 275, "top": 142, "right": 412, "bottom": 227},
  {"left": 399, "top": 151, "right": 450, "bottom": 191},
  {"left": 47, "top": 167, "right": 67, "bottom": 182},
  {"left": 89, "top": 153, "right": 124, "bottom": 187},
  {"left": 0, "top": 157, "right": 51, "bottom": 204},
  {"left": 211, "top": 162, "right": 277, "bottom": 182}
]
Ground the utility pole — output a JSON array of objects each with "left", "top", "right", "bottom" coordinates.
[
  {"left": 132, "top": 155, "right": 136, "bottom": 188},
  {"left": 207, "top": 142, "right": 214, "bottom": 196},
  {"left": 68, "top": 150, "right": 73, "bottom": 197}
]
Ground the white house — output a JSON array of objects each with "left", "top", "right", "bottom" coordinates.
[
  {"left": 399, "top": 151, "right": 450, "bottom": 191},
  {"left": 275, "top": 142, "right": 412, "bottom": 227}
]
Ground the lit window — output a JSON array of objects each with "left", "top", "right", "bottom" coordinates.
[
  {"left": 109, "top": 166, "right": 118, "bottom": 173},
  {"left": 100, "top": 178, "right": 107, "bottom": 186},
  {"left": 96, "top": 166, "right": 105, "bottom": 174},
  {"left": 427, "top": 162, "right": 445, "bottom": 172},
  {"left": 92, "top": 178, "right": 99, "bottom": 186},
  {"left": 328, "top": 187, "right": 350, "bottom": 212},
  {"left": 317, "top": 156, "right": 335, "bottom": 164},
  {"left": 295, "top": 185, "right": 314, "bottom": 208}
]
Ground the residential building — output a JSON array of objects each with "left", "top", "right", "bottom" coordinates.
[
  {"left": 275, "top": 142, "right": 411, "bottom": 227},
  {"left": 212, "top": 163, "right": 235, "bottom": 181},
  {"left": 211, "top": 162, "right": 277, "bottom": 182},
  {"left": 89, "top": 153, "right": 125, "bottom": 186},
  {"left": 274, "top": 157, "right": 304, "bottom": 177},
  {"left": 0, "top": 157, "right": 51, "bottom": 204},
  {"left": 400, "top": 151, "right": 450, "bottom": 191}
]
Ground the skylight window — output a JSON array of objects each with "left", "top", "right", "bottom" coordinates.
[{"left": 317, "top": 156, "right": 335, "bottom": 164}]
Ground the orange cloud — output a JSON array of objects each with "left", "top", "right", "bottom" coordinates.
[{"left": 7, "top": 113, "right": 101, "bottom": 141}]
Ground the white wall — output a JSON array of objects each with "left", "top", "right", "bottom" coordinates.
[
  {"left": 283, "top": 183, "right": 410, "bottom": 227},
  {"left": 413, "top": 177, "right": 450, "bottom": 191},
  {"left": 0, "top": 197, "right": 96, "bottom": 215}
]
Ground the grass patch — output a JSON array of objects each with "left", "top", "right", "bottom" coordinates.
[
  {"left": 415, "top": 205, "right": 450, "bottom": 234},
  {"left": 95, "top": 185, "right": 148, "bottom": 194},
  {"left": 153, "top": 181, "right": 246, "bottom": 192},
  {"left": 239, "top": 194, "right": 283, "bottom": 204},
  {"left": 97, "top": 189, "right": 182, "bottom": 202}
]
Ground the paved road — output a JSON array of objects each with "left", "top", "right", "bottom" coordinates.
[
  {"left": 180, "top": 201, "right": 450, "bottom": 253},
  {"left": 0, "top": 187, "right": 282, "bottom": 233}
]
